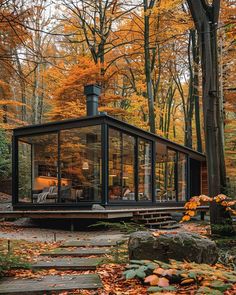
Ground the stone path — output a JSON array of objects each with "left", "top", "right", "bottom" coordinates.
[
  {"left": 62, "top": 238, "right": 124, "bottom": 247},
  {"left": 32, "top": 257, "right": 104, "bottom": 270},
  {"left": 0, "top": 237, "right": 125, "bottom": 294},
  {"left": 41, "top": 247, "right": 110, "bottom": 257},
  {"left": 0, "top": 274, "right": 102, "bottom": 294}
]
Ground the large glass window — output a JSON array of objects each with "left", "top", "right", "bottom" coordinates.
[
  {"left": 178, "top": 153, "right": 187, "bottom": 201},
  {"left": 18, "top": 133, "right": 59, "bottom": 203},
  {"left": 155, "top": 143, "right": 167, "bottom": 202},
  {"left": 166, "top": 149, "right": 177, "bottom": 202},
  {"left": 138, "top": 139, "right": 152, "bottom": 201},
  {"left": 60, "top": 126, "right": 101, "bottom": 202},
  {"left": 122, "top": 133, "right": 135, "bottom": 200},
  {"left": 18, "top": 141, "right": 32, "bottom": 203},
  {"left": 108, "top": 128, "right": 135, "bottom": 201}
]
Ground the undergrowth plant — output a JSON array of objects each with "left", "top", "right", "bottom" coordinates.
[
  {"left": 89, "top": 221, "right": 147, "bottom": 234},
  {"left": 123, "top": 259, "right": 236, "bottom": 294},
  {"left": 0, "top": 253, "right": 30, "bottom": 277}
]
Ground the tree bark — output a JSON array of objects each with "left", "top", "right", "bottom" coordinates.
[
  {"left": 191, "top": 30, "right": 202, "bottom": 152},
  {"left": 187, "top": 0, "right": 230, "bottom": 229},
  {"left": 143, "top": 0, "right": 156, "bottom": 134}
]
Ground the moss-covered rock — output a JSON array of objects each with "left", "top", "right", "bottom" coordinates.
[{"left": 128, "top": 231, "right": 218, "bottom": 264}]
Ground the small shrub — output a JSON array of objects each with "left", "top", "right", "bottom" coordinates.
[
  {"left": 89, "top": 221, "right": 147, "bottom": 234},
  {"left": 0, "top": 253, "right": 30, "bottom": 277}
]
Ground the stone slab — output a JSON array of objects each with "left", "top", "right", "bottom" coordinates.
[
  {"left": 61, "top": 239, "right": 124, "bottom": 247},
  {"left": 41, "top": 247, "right": 110, "bottom": 257},
  {"left": 32, "top": 257, "right": 103, "bottom": 270},
  {"left": 0, "top": 274, "right": 102, "bottom": 294}
]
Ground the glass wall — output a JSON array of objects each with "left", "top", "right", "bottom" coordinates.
[
  {"left": 18, "top": 133, "right": 59, "bottom": 203},
  {"left": 166, "top": 149, "right": 177, "bottom": 201},
  {"left": 17, "top": 126, "right": 101, "bottom": 204},
  {"left": 138, "top": 139, "right": 152, "bottom": 201},
  {"left": 18, "top": 141, "right": 32, "bottom": 202},
  {"left": 155, "top": 143, "right": 167, "bottom": 201},
  {"left": 178, "top": 153, "right": 187, "bottom": 201},
  {"left": 155, "top": 145, "right": 188, "bottom": 202},
  {"left": 16, "top": 121, "right": 189, "bottom": 206},
  {"left": 60, "top": 126, "right": 102, "bottom": 202},
  {"left": 108, "top": 128, "right": 135, "bottom": 201}
]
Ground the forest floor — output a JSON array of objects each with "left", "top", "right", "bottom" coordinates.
[{"left": 0, "top": 193, "right": 236, "bottom": 294}]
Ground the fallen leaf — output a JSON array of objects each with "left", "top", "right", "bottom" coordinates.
[{"left": 144, "top": 274, "right": 159, "bottom": 286}]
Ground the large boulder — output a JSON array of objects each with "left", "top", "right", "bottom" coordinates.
[{"left": 128, "top": 231, "right": 218, "bottom": 264}]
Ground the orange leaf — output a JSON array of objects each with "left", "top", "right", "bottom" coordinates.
[
  {"left": 144, "top": 274, "right": 159, "bottom": 286},
  {"left": 180, "top": 278, "right": 195, "bottom": 285},
  {"left": 158, "top": 277, "right": 169, "bottom": 287},
  {"left": 153, "top": 267, "right": 165, "bottom": 276},
  {"left": 163, "top": 269, "right": 176, "bottom": 276},
  {"left": 182, "top": 215, "right": 191, "bottom": 221}
]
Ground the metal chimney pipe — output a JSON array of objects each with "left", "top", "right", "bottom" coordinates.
[{"left": 84, "top": 84, "right": 101, "bottom": 116}]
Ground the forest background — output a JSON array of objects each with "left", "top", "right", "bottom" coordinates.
[{"left": 0, "top": 0, "right": 235, "bottom": 192}]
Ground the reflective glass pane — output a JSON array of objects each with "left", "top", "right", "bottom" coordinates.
[
  {"left": 108, "top": 129, "right": 122, "bottom": 201},
  {"left": 122, "top": 133, "right": 135, "bottom": 201},
  {"left": 60, "top": 125, "right": 101, "bottom": 202},
  {"left": 155, "top": 143, "right": 168, "bottom": 202},
  {"left": 138, "top": 139, "right": 152, "bottom": 201},
  {"left": 18, "top": 141, "right": 32, "bottom": 202},
  {"left": 108, "top": 129, "right": 136, "bottom": 202},
  {"left": 18, "top": 133, "right": 59, "bottom": 203},
  {"left": 166, "top": 149, "right": 177, "bottom": 201},
  {"left": 178, "top": 153, "right": 187, "bottom": 201}
]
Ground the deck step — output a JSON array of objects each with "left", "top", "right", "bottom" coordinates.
[
  {"left": 135, "top": 216, "right": 173, "bottom": 221},
  {"left": 147, "top": 220, "right": 177, "bottom": 226},
  {"left": 133, "top": 210, "right": 179, "bottom": 229},
  {"left": 0, "top": 274, "right": 102, "bottom": 294},
  {"left": 32, "top": 257, "right": 103, "bottom": 270},
  {"left": 41, "top": 247, "right": 110, "bottom": 257},
  {"left": 134, "top": 211, "right": 171, "bottom": 216}
]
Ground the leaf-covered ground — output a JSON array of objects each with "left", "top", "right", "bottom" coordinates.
[{"left": 0, "top": 220, "right": 236, "bottom": 294}]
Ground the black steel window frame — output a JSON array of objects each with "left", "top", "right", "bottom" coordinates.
[
  {"left": 12, "top": 114, "right": 205, "bottom": 209},
  {"left": 13, "top": 119, "right": 104, "bottom": 209},
  {"left": 164, "top": 148, "right": 189, "bottom": 203},
  {"left": 106, "top": 125, "right": 153, "bottom": 205},
  {"left": 16, "top": 130, "right": 60, "bottom": 205},
  {"left": 137, "top": 137, "right": 153, "bottom": 202}
]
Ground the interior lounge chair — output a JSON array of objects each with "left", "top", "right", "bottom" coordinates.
[{"left": 33, "top": 186, "right": 58, "bottom": 203}]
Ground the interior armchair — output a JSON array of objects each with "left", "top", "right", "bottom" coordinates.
[{"left": 33, "top": 186, "right": 58, "bottom": 203}]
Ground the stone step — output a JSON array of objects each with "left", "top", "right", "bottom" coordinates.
[
  {"left": 41, "top": 247, "right": 110, "bottom": 257},
  {"left": 61, "top": 239, "right": 125, "bottom": 248},
  {"left": 134, "top": 211, "right": 172, "bottom": 217},
  {"left": 147, "top": 220, "right": 177, "bottom": 226},
  {"left": 0, "top": 274, "right": 102, "bottom": 294},
  {"left": 32, "top": 257, "right": 103, "bottom": 270},
  {"left": 145, "top": 218, "right": 175, "bottom": 224},
  {"left": 135, "top": 216, "right": 173, "bottom": 221}
]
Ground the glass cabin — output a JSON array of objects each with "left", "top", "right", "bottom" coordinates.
[{"left": 12, "top": 86, "right": 206, "bottom": 210}]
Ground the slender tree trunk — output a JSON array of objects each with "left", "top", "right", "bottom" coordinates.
[
  {"left": 192, "top": 30, "right": 202, "bottom": 152},
  {"left": 185, "top": 30, "right": 194, "bottom": 148},
  {"left": 144, "top": 0, "right": 156, "bottom": 134},
  {"left": 15, "top": 50, "right": 27, "bottom": 122}
]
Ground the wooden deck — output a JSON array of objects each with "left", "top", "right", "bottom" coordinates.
[{"left": 0, "top": 206, "right": 209, "bottom": 219}]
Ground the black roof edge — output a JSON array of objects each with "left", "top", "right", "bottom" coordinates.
[{"left": 13, "top": 113, "right": 205, "bottom": 159}]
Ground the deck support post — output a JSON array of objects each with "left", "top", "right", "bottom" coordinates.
[
  {"left": 200, "top": 211, "right": 205, "bottom": 221},
  {"left": 70, "top": 219, "right": 75, "bottom": 232}
]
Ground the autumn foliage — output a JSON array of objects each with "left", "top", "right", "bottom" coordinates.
[{"left": 182, "top": 194, "right": 236, "bottom": 222}]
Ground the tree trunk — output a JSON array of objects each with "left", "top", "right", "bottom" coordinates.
[
  {"left": 144, "top": 0, "right": 156, "bottom": 134},
  {"left": 191, "top": 30, "right": 202, "bottom": 152},
  {"left": 187, "top": 0, "right": 231, "bottom": 231}
]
